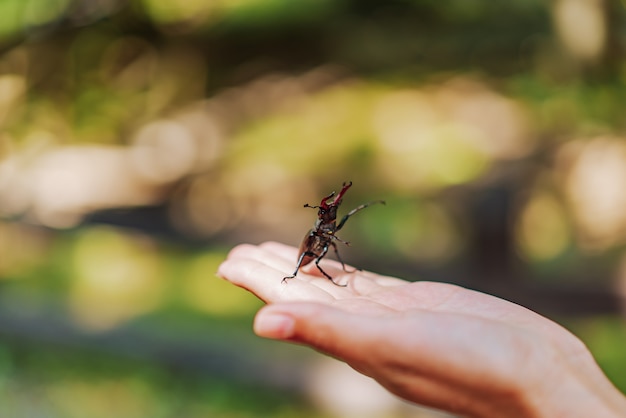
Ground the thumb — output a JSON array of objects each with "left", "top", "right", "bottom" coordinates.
[{"left": 253, "top": 302, "right": 377, "bottom": 362}]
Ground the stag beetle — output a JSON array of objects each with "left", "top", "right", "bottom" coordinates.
[{"left": 283, "top": 181, "right": 385, "bottom": 286}]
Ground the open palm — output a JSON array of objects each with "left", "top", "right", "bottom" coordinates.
[{"left": 219, "top": 241, "right": 573, "bottom": 335}]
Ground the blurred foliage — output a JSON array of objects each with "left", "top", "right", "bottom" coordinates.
[
  {"left": 0, "top": 340, "right": 320, "bottom": 418},
  {"left": 569, "top": 317, "right": 626, "bottom": 395},
  {"left": 0, "top": 0, "right": 625, "bottom": 416}
]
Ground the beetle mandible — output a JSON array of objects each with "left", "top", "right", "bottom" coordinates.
[{"left": 282, "top": 181, "right": 385, "bottom": 286}]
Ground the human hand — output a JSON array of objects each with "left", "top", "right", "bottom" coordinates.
[{"left": 217, "top": 242, "right": 626, "bottom": 417}]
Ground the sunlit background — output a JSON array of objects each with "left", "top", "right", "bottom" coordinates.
[{"left": 0, "top": 1, "right": 625, "bottom": 417}]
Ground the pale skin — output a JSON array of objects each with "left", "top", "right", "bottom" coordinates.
[{"left": 217, "top": 241, "right": 626, "bottom": 418}]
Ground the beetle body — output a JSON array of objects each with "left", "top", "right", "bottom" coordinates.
[
  {"left": 283, "top": 181, "right": 384, "bottom": 286},
  {"left": 297, "top": 231, "right": 326, "bottom": 268}
]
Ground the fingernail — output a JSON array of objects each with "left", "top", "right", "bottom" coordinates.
[{"left": 254, "top": 311, "right": 295, "bottom": 339}]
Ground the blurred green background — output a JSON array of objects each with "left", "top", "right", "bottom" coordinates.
[{"left": 0, "top": 0, "right": 625, "bottom": 417}]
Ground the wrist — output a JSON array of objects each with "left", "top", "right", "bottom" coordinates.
[
  {"left": 466, "top": 342, "right": 626, "bottom": 418},
  {"left": 520, "top": 347, "right": 626, "bottom": 418}
]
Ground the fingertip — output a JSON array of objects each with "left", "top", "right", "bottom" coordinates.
[
  {"left": 225, "top": 243, "right": 258, "bottom": 260},
  {"left": 254, "top": 307, "right": 296, "bottom": 339},
  {"left": 259, "top": 241, "right": 288, "bottom": 249},
  {"left": 217, "top": 249, "right": 248, "bottom": 280},
  {"left": 259, "top": 241, "right": 299, "bottom": 258},
  {"left": 253, "top": 303, "right": 363, "bottom": 359},
  {"left": 216, "top": 259, "right": 230, "bottom": 280}
]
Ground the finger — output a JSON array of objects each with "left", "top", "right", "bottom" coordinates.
[
  {"left": 258, "top": 241, "right": 406, "bottom": 289},
  {"left": 258, "top": 241, "right": 300, "bottom": 262},
  {"left": 301, "top": 259, "right": 407, "bottom": 290},
  {"left": 226, "top": 242, "right": 365, "bottom": 294},
  {"left": 222, "top": 244, "right": 355, "bottom": 296},
  {"left": 253, "top": 302, "right": 387, "bottom": 365},
  {"left": 257, "top": 241, "right": 369, "bottom": 289},
  {"left": 254, "top": 302, "right": 524, "bottom": 391},
  {"left": 253, "top": 303, "right": 479, "bottom": 416},
  {"left": 227, "top": 243, "right": 297, "bottom": 275},
  {"left": 217, "top": 255, "right": 336, "bottom": 303},
  {"left": 222, "top": 242, "right": 407, "bottom": 297},
  {"left": 256, "top": 241, "right": 368, "bottom": 281}
]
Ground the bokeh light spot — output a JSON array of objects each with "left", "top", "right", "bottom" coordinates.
[
  {"left": 517, "top": 192, "right": 570, "bottom": 261},
  {"left": 69, "top": 227, "right": 165, "bottom": 330}
]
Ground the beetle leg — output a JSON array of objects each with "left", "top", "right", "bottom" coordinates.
[
  {"left": 282, "top": 251, "right": 312, "bottom": 283},
  {"left": 330, "top": 241, "right": 360, "bottom": 274},
  {"left": 335, "top": 200, "right": 386, "bottom": 231},
  {"left": 315, "top": 244, "right": 347, "bottom": 287},
  {"left": 332, "top": 234, "right": 351, "bottom": 246}
]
